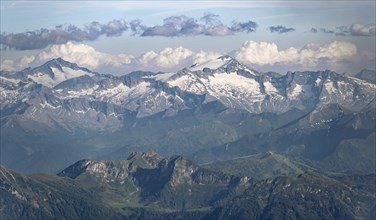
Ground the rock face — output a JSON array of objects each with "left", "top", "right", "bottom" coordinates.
[
  {"left": 56, "top": 152, "right": 245, "bottom": 211},
  {"left": 58, "top": 151, "right": 241, "bottom": 188}
]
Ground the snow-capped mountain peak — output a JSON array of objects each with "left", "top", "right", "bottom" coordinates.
[
  {"left": 189, "top": 55, "right": 232, "bottom": 71},
  {"left": 21, "top": 58, "right": 95, "bottom": 88},
  {"left": 1, "top": 58, "right": 375, "bottom": 132},
  {"left": 189, "top": 55, "right": 257, "bottom": 77}
]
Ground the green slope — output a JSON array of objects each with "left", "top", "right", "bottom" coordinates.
[{"left": 203, "top": 151, "right": 311, "bottom": 180}]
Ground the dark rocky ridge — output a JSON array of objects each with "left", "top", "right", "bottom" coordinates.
[{"left": 1, "top": 152, "right": 375, "bottom": 219}]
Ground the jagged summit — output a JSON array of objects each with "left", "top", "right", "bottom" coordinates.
[
  {"left": 40, "top": 57, "right": 95, "bottom": 74},
  {"left": 127, "top": 150, "right": 161, "bottom": 160},
  {"left": 188, "top": 55, "right": 257, "bottom": 78},
  {"left": 189, "top": 55, "right": 230, "bottom": 71},
  {"left": 20, "top": 58, "right": 90, "bottom": 74},
  {"left": 14, "top": 57, "right": 96, "bottom": 88},
  {"left": 57, "top": 152, "right": 241, "bottom": 189},
  {"left": 127, "top": 150, "right": 163, "bottom": 167},
  {"left": 44, "top": 57, "right": 76, "bottom": 68}
]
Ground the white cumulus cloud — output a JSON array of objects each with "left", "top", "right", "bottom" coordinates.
[
  {"left": 134, "top": 47, "right": 222, "bottom": 71},
  {"left": 0, "top": 55, "right": 37, "bottom": 71},
  {"left": 1, "top": 40, "right": 372, "bottom": 75},
  {"left": 0, "top": 42, "right": 221, "bottom": 74},
  {"left": 38, "top": 42, "right": 133, "bottom": 70},
  {"left": 350, "top": 23, "right": 376, "bottom": 36},
  {"left": 235, "top": 40, "right": 357, "bottom": 71},
  {"left": 0, "top": 42, "right": 135, "bottom": 74},
  {"left": 0, "top": 59, "right": 17, "bottom": 71},
  {"left": 136, "top": 47, "right": 193, "bottom": 69}
]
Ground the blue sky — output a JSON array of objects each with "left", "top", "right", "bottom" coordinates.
[{"left": 1, "top": 1, "right": 375, "bottom": 75}]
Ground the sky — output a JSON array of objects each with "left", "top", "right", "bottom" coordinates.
[{"left": 0, "top": 0, "right": 375, "bottom": 75}]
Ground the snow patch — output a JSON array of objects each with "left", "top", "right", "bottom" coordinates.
[
  {"left": 348, "top": 76, "right": 376, "bottom": 89},
  {"left": 0, "top": 76, "right": 20, "bottom": 84},
  {"left": 128, "top": 81, "right": 153, "bottom": 97},
  {"left": 74, "top": 110, "right": 87, "bottom": 114},
  {"left": 264, "top": 81, "right": 278, "bottom": 93},
  {"left": 28, "top": 67, "right": 93, "bottom": 88},
  {"left": 11, "top": 189, "right": 26, "bottom": 201},
  {"left": 324, "top": 81, "right": 337, "bottom": 93},
  {"left": 315, "top": 78, "right": 322, "bottom": 86},
  {"left": 288, "top": 84, "right": 302, "bottom": 99},
  {"left": 168, "top": 74, "right": 206, "bottom": 94},
  {"left": 149, "top": 72, "right": 175, "bottom": 82},
  {"left": 208, "top": 72, "right": 261, "bottom": 96},
  {"left": 337, "top": 81, "right": 354, "bottom": 97},
  {"left": 28, "top": 73, "right": 56, "bottom": 88},
  {"left": 40, "top": 102, "right": 60, "bottom": 109},
  {"left": 190, "top": 57, "right": 231, "bottom": 71},
  {"left": 96, "top": 83, "right": 130, "bottom": 101},
  {"left": 244, "top": 67, "right": 257, "bottom": 76}
]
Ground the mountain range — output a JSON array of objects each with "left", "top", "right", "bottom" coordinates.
[{"left": 0, "top": 56, "right": 375, "bottom": 175}]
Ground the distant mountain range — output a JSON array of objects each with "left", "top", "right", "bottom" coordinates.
[
  {"left": 1, "top": 56, "right": 375, "bottom": 174},
  {"left": 1, "top": 152, "right": 375, "bottom": 219}
]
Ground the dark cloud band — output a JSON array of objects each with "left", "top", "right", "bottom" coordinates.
[
  {"left": 311, "top": 24, "right": 375, "bottom": 36},
  {"left": 0, "top": 14, "right": 258, "bottom": 50},
  {"left": 140, "top": 14, "right": 257, "bottom": 37},
  {"left": 268, "top": 25, "right": 295, "bottom": 34},
  {"left": 0, "top": 19, "right": 128, "bottom": 50}
]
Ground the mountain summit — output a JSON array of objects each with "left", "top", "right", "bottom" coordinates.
[
  {"left": 189, "top": 55, "right": 257, "bottom": 75},
  {"left": 58, "top": 151, "right": 240, "bottom": 187},
  {"left": 11, "top": 58, "right": 96, "bottom": 88},
  {"left": 189, "top": 55, "right": 233, "bottom": 71}
]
